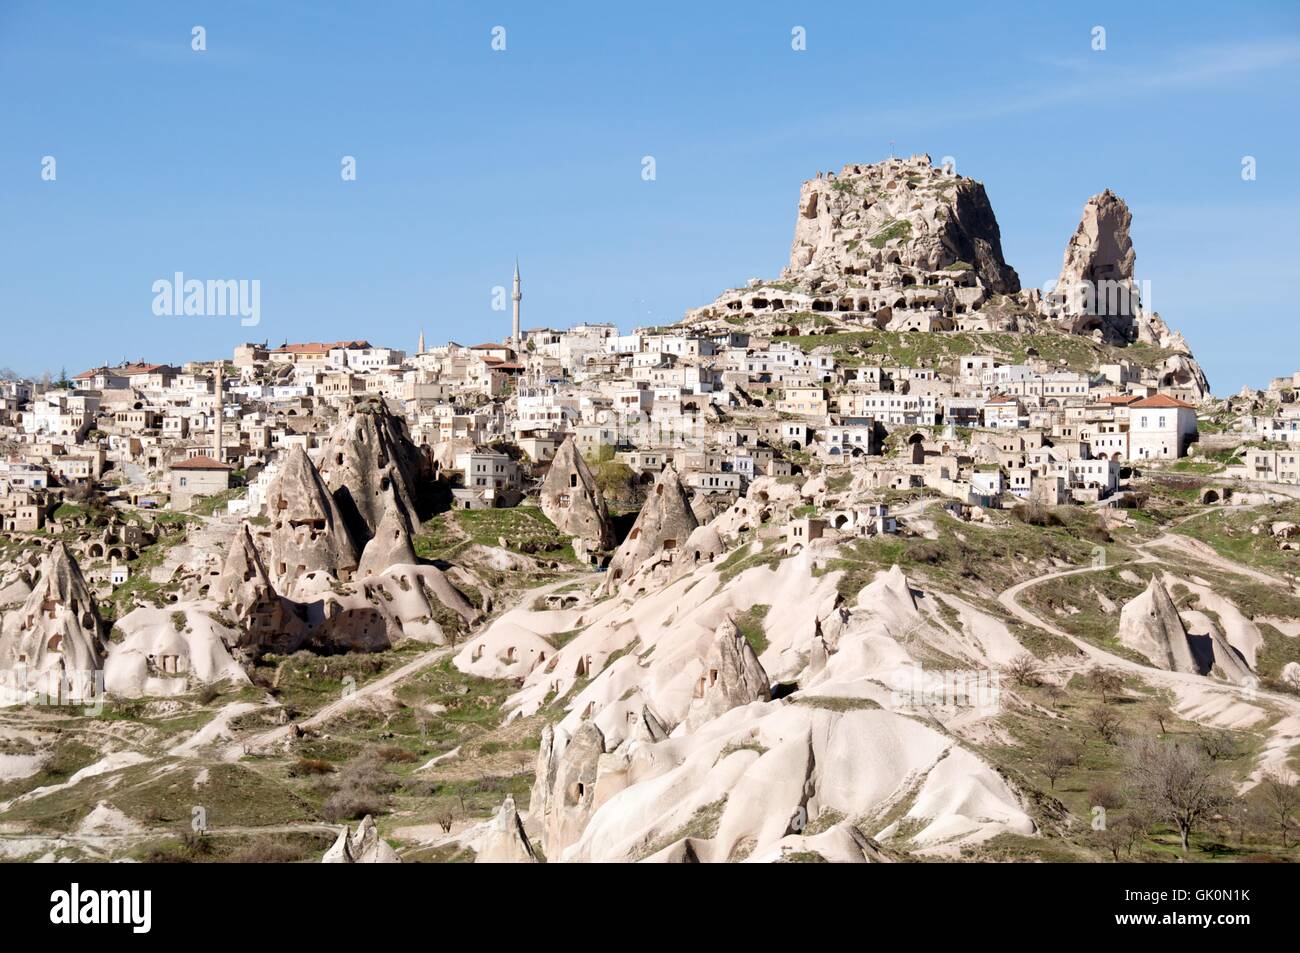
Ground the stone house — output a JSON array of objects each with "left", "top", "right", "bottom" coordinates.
[{"left": 169, "top": 455, "right": 232, "bottom": 510}]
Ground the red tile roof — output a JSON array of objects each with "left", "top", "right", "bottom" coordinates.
[
  {"left": 1130, "top": 394, "right": 1194, "bottom": 409},
  {"left": 171, "top": 455, "right": 231, "bottom": 470},
  {"left": 272, "top": 340, "right": 371, "bottom": 354},
  {"left": 74, "top": 363, "right": 174, "bottom": 380}
]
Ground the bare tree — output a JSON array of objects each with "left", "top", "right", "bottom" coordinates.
[
  {"left": 1259, "top": 769, "right": 1300, "bottom": 848},
  {"left": 1087, "top": 705, "right": 1123, "bottom": 743},
  {"left": 1088, "top": 780, "right": 1125, "bottom": 811},
  {"left": 1093, "top": 813, "right": 1144, "bottom": 862},
  {"left": 1197, "top": 728, "right": 1240, "bottom": 762},
  {"left": 1085, "top": 666, "right": 1124, "bottom": 704},
  {"left": 1003, "top": 652, "right": 1042, "bottom": 688},
  {"left": 1041, "top": 741, "right": 1080, "bottom": 790},
  {"left": 1149, "top": 700, "right": 1174, "bottom": 735},
  {"left": 1124, "top": 736, "right": 1233, "bottom": 854},
  {"left": 434, "top": 800, "right": 457, "bottom": 834}
]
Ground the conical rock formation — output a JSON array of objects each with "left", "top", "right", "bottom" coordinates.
[
  {"left": 605, "top": 466, "right": 698, "bottom": 588},
  {"left": 684, "top": 616, "right": 771, "bottom": 731},
  {"left": 1117, "top": 576, "right": 1198, "bottom": 673},
  {"left": 539, "top": 436, "right": 613, "bottom": 550},
  {"left": 0, "top": 543, "right": 107, "bottom": 689},
  {"left": 265, "top": 446, "right": 359, "bottom": 597}
]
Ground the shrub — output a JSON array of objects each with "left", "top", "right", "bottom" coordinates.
[
  {"left": 224, "top": 840, "right": 310, "bottom": 863},
  {"left": 1012, "top": 502, "right": 1062, "bottom": 527},
  {"left": 289, "top": 757, "right": 336, "bottom": 777}
]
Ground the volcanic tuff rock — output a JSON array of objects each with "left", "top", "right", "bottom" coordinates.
[
  {"left": 1117, "top": 576, "right": 1198, "bottom": 674},
  {"left": 317, "top": 400, "right": 428, "bottom": 547},
  {"left": 0, "top": 543, "right": 106, "bottom": 685},
  {"left": 1044, "top": 189, "right": 1140, "bottom": 338},
  {"left": 786, "top": 154, "right": 1020, "bottom": 294},
  {"left": 357, "top": 484, "right": 418, "bottom": 577},
  {"left": 531, "top": 721, "right": 605, "bottom": 859},
  {"left": 322, "top": 815, "right": 402, "bottom": 864},
  {"left": 538, "top": 436, "right": 614, "bottom": 550},
  {"left": 102, "top": 605, "right": 249, "bottom": 697},
  {"left": 473, "top": 796, "right": 539, "bottom": 863},
  {"left": 213, "top": 523, "right": 309, "bottom": 654},
  {"left": 605, "top": 465, "right": 698, "bottom": 588},
  {"left": 684, "top": 616, "right": 772, "bottom": 731},
  {"left": 265, "top": 446, "right": 359, "bottom": 597}
]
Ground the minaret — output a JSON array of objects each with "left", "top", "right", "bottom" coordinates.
[
  {"left": 417, "top": 329, "right": 425, "bottom": 355},
  {"left": 511, "top": 258, "right": 522, "bottom": 353},
  {"left": 213, "top": 365, "right": 224, "bottom": 462}
]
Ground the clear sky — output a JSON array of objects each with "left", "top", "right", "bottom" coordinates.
[{"left": 2, "top": 1, "right": 1297, "bottom": 392}]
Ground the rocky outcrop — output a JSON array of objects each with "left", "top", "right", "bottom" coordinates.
[
  {"left": 358, "top": 485, "right": 418, "bottom": 577},
  {"left": 1050, "top": 189, "right": 1136, "bottom": 329},
  {"left": 1117, "top": 576, "right": 1198, "bottom": 673},
  {"left": 531, "top": 722, "right": 605, "bottom": 859},
  {"left": 684, "top": 616, "right": 771, "bottom": 731},
  {"left": 538, "top": 436, "right": 613, "bottom": 551},
  {"left": 473, "top": 796, "right": 539, "bottom": 863},
  {"left": 265, "top": 446, "right": 359, "bottom": 597},
  {"left": 605, "top": 466, "right": 698, "bottom": 587},
  {"left": 212, "top": 523, "right": 309, "bottom": 654},
  {"left": 102, "top": 605, "right": 249, "bottom": 697},
  {"left": 317, "top": 400, "right": 428, "bottom": 547},
  {"left": 786, "top": 154, "right": 1020, "bottom": 294},
  {"left": 212, "top": 523, "right": 273, "bottom": 609},
  {"left": 322, "top": 814, "right": 402, "bottom": 863},
  {"left": 0, "top": 543, "right": 106, "bottom": 697}
]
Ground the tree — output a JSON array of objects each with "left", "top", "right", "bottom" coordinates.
[
  {"left": 1088, "top": 780, "right": 1125, "bottom": 811},
  {"left": 1197, "top": 728, "right": 1240, "bottom": 762},
  {"left": 1093, "top": 813, "right": 1144, "bottom": 862},
  {"left": 1041, "top": 741, "right": 1080, "bottom": 790},
  {"left": 1085, "top": 666, "right": 1124, "bottom": 704},
  {"left": 1003, "top": 652, "right": 1042, "bottom": 688},
  {"left": 1087, "top": 705, "right": 1123, "bottom": 743},
  {"left": 1259, "top": 769, "right": 1300, "bottom": 848},
  {"left": 434, "top": 799, "right": 457, "bottom": 834},
  {"left": 1149, "top": 700, "right": 1174, "bottom": 735},
  {"left": 1124, "top": 736, "right": 1233, "bottom": 854}
]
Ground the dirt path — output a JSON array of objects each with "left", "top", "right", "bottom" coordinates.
[
  {"left": 996, "top": 511, "right": 1300, "bottom": 788},
  {"left": 225, "top": 645, "right": 457, "bottom": 760}
]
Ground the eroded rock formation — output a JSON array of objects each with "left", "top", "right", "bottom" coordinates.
[
  {"left": 685, "top": 616, "right": 771, "bottom": 731},
  {"left": 605, "top": 466, "right": 698, "bottom": 588},
  {"left": 1117, "top": 576, "right": 1198, "bottom": 673},
  {"left": 538, "top": 436, "right": 613, "bottom": 551},
  {"left": 0, "top": 543, "right": 106, "bottom": 697},
  {"left": 265, "top": 446, "right": 359, "bottom": 597}
]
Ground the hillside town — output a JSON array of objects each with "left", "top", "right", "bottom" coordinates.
[
  {"left": 2, "top": 156, "right": 1299, "bottom": 868},
  {"left": 3, "top": 164, "right": 1297, "bottom": 582}
]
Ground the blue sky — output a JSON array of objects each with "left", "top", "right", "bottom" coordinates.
[{"left": 2, "top": 0, "right": 1297, "bottom": 391}]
